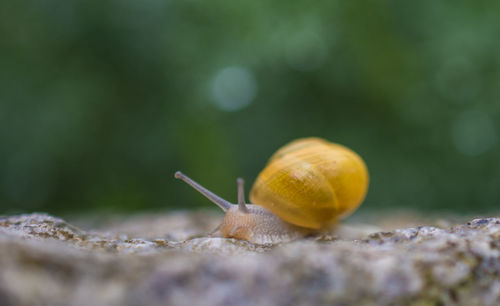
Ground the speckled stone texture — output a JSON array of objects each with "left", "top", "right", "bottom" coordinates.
[{"left": 1, "top": 213, "right": 500, "bottom": 306}]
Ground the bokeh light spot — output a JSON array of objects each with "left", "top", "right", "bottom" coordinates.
[
  {"left": 451, "top": 110, "right": 496, "bottom": 156},
  {"left": 212, "top": 66, "right": 257, "bottom": 112}
]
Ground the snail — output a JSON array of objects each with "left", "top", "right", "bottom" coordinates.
[{"left": 175, "top": 137, "right": 369, "bottom": 244}]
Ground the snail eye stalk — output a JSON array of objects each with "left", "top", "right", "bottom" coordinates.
[
  {"left": 175, "top": 171, "right": 232, "bottom": 212},
  {"left": 237, "top": 178, "right": 249, "bottom": 213}
]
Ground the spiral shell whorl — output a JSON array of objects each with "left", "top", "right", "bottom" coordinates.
[{"left": 249, "top": 138, "right": 369, "bottom": 229}]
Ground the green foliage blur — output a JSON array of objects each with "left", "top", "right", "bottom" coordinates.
[{"left": 1, "top": 1, "right": 499, "bottom": 215}]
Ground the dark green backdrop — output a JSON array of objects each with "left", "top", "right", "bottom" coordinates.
[{"left": 1, "top": 1, "right": 499, "bottom": 215}]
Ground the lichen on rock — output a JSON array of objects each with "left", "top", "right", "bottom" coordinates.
[{"left": 1, "top": 213, "right": 500, "bottom": 305}]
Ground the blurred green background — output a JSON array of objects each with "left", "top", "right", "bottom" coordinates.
[{"left": 1, "top": 1, "right": 499, "bottom": 215}]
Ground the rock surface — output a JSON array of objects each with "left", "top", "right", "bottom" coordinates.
[{"left": 1, "top": 212, "right": 500, "bottom": 305}]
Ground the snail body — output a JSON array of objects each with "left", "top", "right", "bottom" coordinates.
[{"left": 175, "top": 137, "right": 369, "bottom": 244}]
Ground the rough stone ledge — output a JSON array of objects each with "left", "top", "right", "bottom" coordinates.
[{"left": 1, "top": 213, "right": 500, "bottom": 306}]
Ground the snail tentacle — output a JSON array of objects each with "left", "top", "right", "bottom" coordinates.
[
  {"left": 207, "top": 224, "right": 221, "bottom": 237},
  {"left": 236, "top": 178, "right": 249, "bottom": 213},
  {"left": 174, "top": 171, "right": 232, "bottom": 212},
  {"left": 229, "top": 225, "right": 241, "bottom": 237}
]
